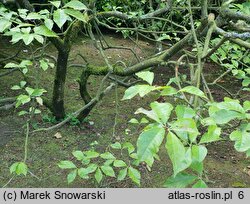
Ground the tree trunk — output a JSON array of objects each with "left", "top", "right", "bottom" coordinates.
[
  {"left": 77, "top": 70, "right": 94, "bottom": 121},
  {"left": 52, "top": 49, "right": 69, "bottom": 120}
]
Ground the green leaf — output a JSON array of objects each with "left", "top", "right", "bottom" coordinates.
[
  {"left": 34, "top": 25, "right": 58, "bottom": 37},
  {"left": 18, "top": 111, "right": 28, "bottom": 116},
  {"left": 166, "top": 132, "right": 192, "bottom": 176},
  {"left": 16, "top": 94, "right": 31, "bottom": 106},
  {"left": 50, "top": 1, "right": 61, "bottom": 8},
  {"left": 84, "top": 150, "right": 100, "bottom": 159},
  {"left": 128, "top": 166, "right": 141, "bottom": 186},
  {"left": 103, "top": 159, "right": 114, "bottom": 166},
  {"left": 67, "top": 170, "right": 77, "bottom": 184},
  {"left": 230, "top": 129, "right": 250, "bottom": 152},
  {"left": 64, "top": 0, "right": 88, "bottom": 10},
  {"left": 95, "top": 168, "right": 103, "bottom": 183},
  {"left": 22, "top": 33, "right": 34, "bottom": 45},
  {"left": 160, "top": 86, "right": 178, "bottom": 96},
  {"left": 10, "top": 162, "right": 19, "bottom": 174},
  {"left": 190, "top": 162, "right": 203, "bottom": 174},
  {"left": 122, "top": 85, "right": 155, "bottom": 100},
  {"left": 101, "top": 165, "right": 115, "bottom": 177},
  {"left": 26, "top": 12, "right": 42, "bottom": 20},
  {"left": 122, "top": 142, "right": 135, "bottom": 154},
  {"left": 72, "top": 151, "right": 84, "bottom": 160},
  {"left": 171, "top": 118, "right": 199, "bottom": 143},
  {"left": 114, "top": 160, "right": 127, "bottom": 168},
  {"left": 243, "top": 101, "right": 250, "bottom": 111},
  {"left": 199, "top": 125, "right": 221, "bottom": 144},
  {"left": 11, "top": 85, "right": 21, "bottom": 90},
  {"left": 34, "top": 35, "right": 44, "bottom": 44},
  {"left": 164, "top": 173, "right": 197, "bottom": 188},
  {"left": 77, "top": 168, "right": 89, "bottom": 179},
  {"left": 140, "top": 118, "right": 149, "bottom": 124},
  {"left": 175, "top": 105, "right": 195, "bottom": 119},
  {"left": 25, "top": 87, "right": 34, "bottom": 96},
  {"left": 117, "top": 168, "right": 127, "bottom": 181},
  {"left": 100, "top": 152, "right": 115, "bottom": 160},
  {"left": 129, "top": 118, "right": 139, "bottom": 124},
  {"left": 53, "top": 9, "right": 68, "bottom": 29},
  {"left": 40, "top": 59, "right": 49, "bottom": 71},
  {"left": 135, "top": 108, "right": 159, "bottom": 122},
  {"left": 137, "top": 125, "right": 165, "bottom": 167},
  {"left": 179, "top": 86, "right": 207, "bottom": 99},
  {"left": 44, "top": 19, "right": 54, "bottom": 30},
  {"left": 191, "top": 145, "right": 207, "bottom": 163},
  {"left": 78, "top": 164, "right": 98, "bottom": 178},
  {"left": 16, "top": 162, "right": 28, "bottom": 176},
  {"left": 192, "top": 180, "right": 208, "bottom": 188},
  {"left": 11, "top": 162, "right": 28, "bottom": 176},
  {"left": 36, "top": 97, "right": 43, "bottom": 106},
  {"left": 64, "top": 9, "right": 88, "bottom": 22},
  {"left": 58, "top": 160, "right": 76, "bottom": 169},
  {"left": 150, "top": 101, "right": 173, "bottom": 124},
  {"left": 110, "top": 142, "right": 122, "bottom": 149},
  {"left": 135, "top": 71, "right": 154, "bottom": 85},
  {"left": 210, "top": 109, "right": 243, "bottom": 124},
  {"left": 0, "top": 18, "right": 12, "bottom": 32},
  {"left": 31, "top": 88, "right": 47, "bottom": 97},
  {"left": 4, "top": 62, "right": 19, "bottom": 68},
  {"left": 216, "top": 99, "right": 245, "bottom": 113}
]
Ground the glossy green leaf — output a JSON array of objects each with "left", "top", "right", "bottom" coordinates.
[
  {"left": 117, "top": 168, "right": 127, "bottom": 181},
  {"left": 166, "top": 132, "right": 192, "bottom": 176},
  {"left": 135, "top": 108, "right": 159, "bottom": 122},
  {"left": 50, "top": 1, "right": 61, "bottom": 8},
  {"left": 72, "top": 151, "right": 84, "bottom": 160},
  {"left": 34, "top": 25, "right": 58, "bottom": 37},
  {"left": 122, "top": 85, "right": 156, "bottom": 100},
  {"left": 199, "top": 125, "right": 221, "bottom": 144},
  {"left": 110, "top": 142, "right": 122, "bottom": 149},
  {"left": 192, "top": 180, "right": 208, "bottom": 188},
  {"left": 128, "top": 166, "right": 141, "bottom": 186},
  {"left": 171, "top": 118, "right": 199, "bottom": 143},
  {"left": 64, "top": 0, "right": 87, "bottom": 10},
  {"left": 160, "top": 86, "right": 178, "bottom": 96},
  {"left": 100, "top": 152, "right": 115, "bottom": 160},
  {"left": 175, "top": 105, "right": 195, "bottom": 119},
  {"left": 114, "top": 160, "right": 127, "bottom": 168},
  {"left": 58, "top": 161, "right": 76, "bottom": 169},
  {"left": 0, "top": 18, "right": 12, "bottom": 32},
  {"left": 150, "top": 101, "right": 173, "bottom": 124},
  {"left": 137, "top": 125, "right": 165, "bottom": 167},
  {"left": 84, "top": 150, "right": 100, "bottom": 159},
  {"left": 26, "top": 12, "right": 42, "bottom": 20},
  {"left": 164, "top": 173, "right": 197, "bottom": 188},
  {"left": 191, "top": 145, "right": 207, "bottom": 163},
  {"left": 101, "top": 165, "right": 115, "bottom": 177},
  {"left": 95, "top": 168, "right": 103, "bottom": 183},
  {"left": 135, "top": 71, "right": 154, "bottom": 85},
  {"left": 67, "top": 170, "right": 77, "bottom": 184},
  {"left": 64, "top": 9, "right": 88, "bottom": 22},
  {"left": 122, "top": 142, "right": 135, "bottom": 154},
  {"left": 53, "top": 9, "right": 68, "bottom": 29},
  {"left": 179, "top": 86, "right": 207, "bottom": 99},
  {"left": 10, "top": 162, "right": 28, "bottom": 176}
]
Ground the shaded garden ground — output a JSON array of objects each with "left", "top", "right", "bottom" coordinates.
[{"left": 0, "top": 34, "right": 250, "bottom": 187}]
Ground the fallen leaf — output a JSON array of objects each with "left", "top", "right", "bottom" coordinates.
[{"left": 54, "top": 132, "right": 62, "bottom": 139}]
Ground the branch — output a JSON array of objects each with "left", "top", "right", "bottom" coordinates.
[{"left": 97, "top": 2, "right": 171, "bottom": 21}]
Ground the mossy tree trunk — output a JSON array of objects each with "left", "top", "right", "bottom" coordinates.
[
  {"left": 52, "top": 49, "right": 69, "bottom": 120},
  {"left": 78, "top": 70, "right": 94, "bottom": 121}
]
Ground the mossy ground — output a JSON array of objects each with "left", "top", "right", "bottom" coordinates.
[{"left": 0, "top": 34, "right": 250, "bottom": 188}]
